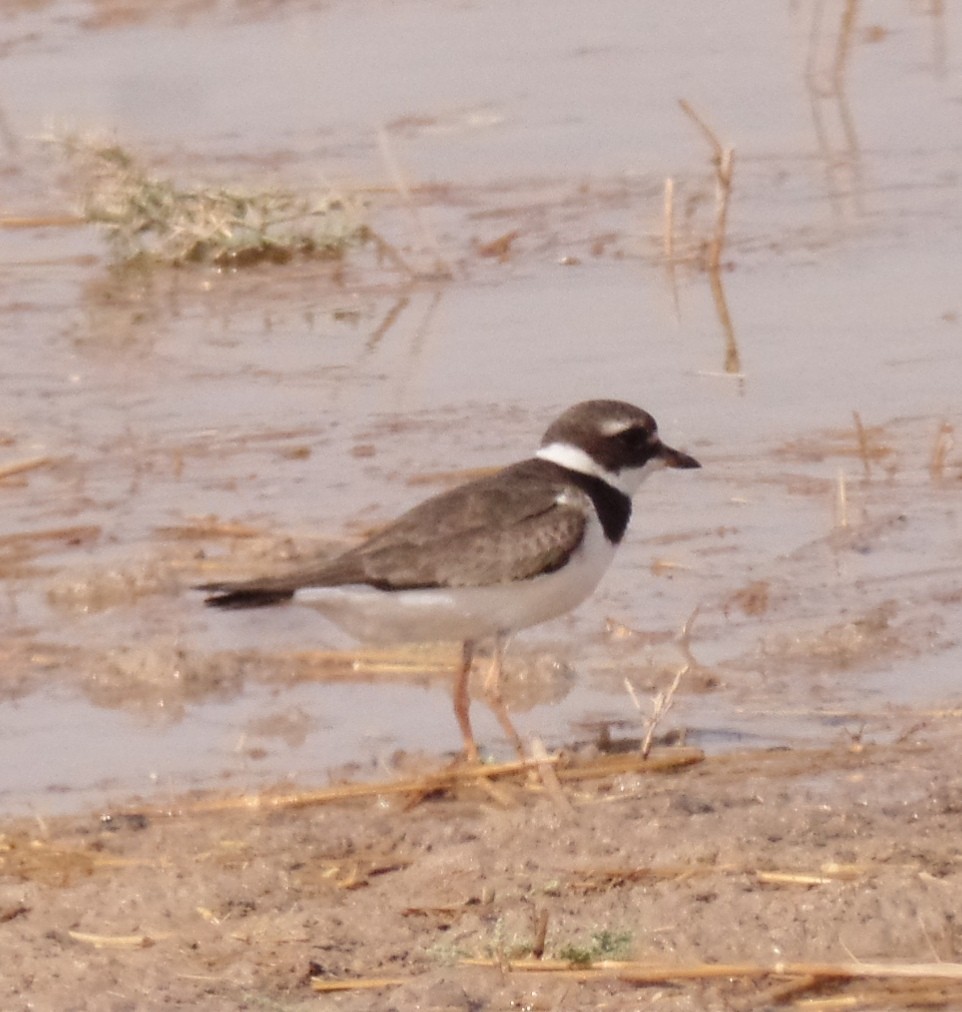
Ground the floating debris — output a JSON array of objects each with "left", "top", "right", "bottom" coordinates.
[{"left": 58, "top": 135, "right": 368, "bottom": 267}]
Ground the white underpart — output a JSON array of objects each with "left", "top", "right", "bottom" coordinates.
[
  {"left": 294, "top": 505, "right": 616, "bottom": 645},
  {"left": 535, "top": 441, "right": 664, "bottom": 497}
]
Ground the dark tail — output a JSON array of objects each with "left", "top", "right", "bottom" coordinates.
[{"left": 197, "top": 584, "right": 295, "bottom": 609}]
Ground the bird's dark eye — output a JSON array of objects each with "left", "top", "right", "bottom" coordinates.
[
  {"left": 614, "top": 425, "right": 659, "bottom": 462},
  {"left": 617, "top": 426, "right": 652, "bottom": 450}
]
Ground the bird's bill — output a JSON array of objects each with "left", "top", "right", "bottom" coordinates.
[{"left": 658, "top": 442, "right": 701, "bottom": 469}]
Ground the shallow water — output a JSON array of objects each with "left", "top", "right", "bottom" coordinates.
[{"left": 1, "top": 0, "right": 960, "bottom": 813}]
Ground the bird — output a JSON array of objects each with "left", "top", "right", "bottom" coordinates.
[{"left": 198, "top": 400, "right": 700, "bottom": 762}]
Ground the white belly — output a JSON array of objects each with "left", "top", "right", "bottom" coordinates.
[{"left": 294, "top": 514, "right": 616, "bottom": 644}]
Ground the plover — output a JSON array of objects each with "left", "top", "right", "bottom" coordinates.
[{"left": 199, "top": 400, "right": 700, "bottom": 761}]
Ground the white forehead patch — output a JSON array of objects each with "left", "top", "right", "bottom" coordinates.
[{"left": 598, "top": 417, "right": 638, "bottom": 436}]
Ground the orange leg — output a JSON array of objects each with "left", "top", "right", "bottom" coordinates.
[
  {"left": 453, "top": 640, "right": 479, "bottom": 763},
  {"left": 482, "top": 633, "right": 526, "bottom": 759}
]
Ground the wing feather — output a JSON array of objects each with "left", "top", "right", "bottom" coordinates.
[{"left": 199, "top": 460, "right": 588, "bottom": 603}]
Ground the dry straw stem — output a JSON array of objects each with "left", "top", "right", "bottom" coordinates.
[
  {"left": 929, "top": 420, "right": 954, "bottom": 480},
  {"left": 315, "top": 957, "right": 962, "bottom": 1000},
  {"left": 0, "top": 213, "right": 83, "bottom": 229},
  {"left": 529, "top": 736, "right": 576, "bottom": 816},
  {"left": 67, "top": 929, "right": 168, "bottom": 949},
  {"left": 311, "top": 976, "right": 408, "bottom": 992},
  {"left": 566, "top": 859, "right": 869, "bottom": 895},
  {"left": 852, "top": 410, "right": 872, "bottom": 478},
  {"left": 678, "top": 98, "right": 740, "bottom": 375},
  {"left": 678, "top": 98, "right": 734, "bottom": 274},
  {"left": 461, "top": 956, "right": 962, "bottom": 986},
  {"left": 625, "top": 667, "right": 685, "bottom": 760},
  {"left": 834, "top": 468, "right": 849, "bottom": 529},
  {"left": 156, "top": 518, "right": 267, "bottom": 541},
  {"left": 531, "top": 908, "right": 550, "bottom": 960},
  {"left": 129, "top": 747, "right": 703, "bottom": 818},
  {"left": 623, "top": 604, "right": 701, "bottom": 757},
  {"left": 687, "top": 739, "right": 907, "bottom": 791},
  {"left": 662, "top": 176, "right": 675, "bottom": 262},
  {"left": 0, "top": 524, "right": 100, "bottom": 552},
  {"left": 662, "top": 176, "right": 680, "bottom": 319},
  {"left": 644, "top": 667, "right": 684, "bottom": 758},
  {"left": 0, "top": 456, "right": 53, "bottom": 481}
]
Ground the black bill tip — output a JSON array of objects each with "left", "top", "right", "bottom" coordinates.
[
  {"left": 659, "top": 443, "right": 701, "bottom": 469},
  {"left": 195, "top": 583, "right": 295, "bottom": 609}
]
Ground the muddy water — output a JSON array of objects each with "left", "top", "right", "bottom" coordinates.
[{"left": 1, "top": 1, "right": 960, "bottom": 813}]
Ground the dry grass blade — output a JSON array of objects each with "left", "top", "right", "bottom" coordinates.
[
  {"left": 529, "top": 737, "right": 575, "bottom": 816},
  {"left": 310, "top": 976, "right": 407, "bottom": 992},
  {"left": 678, "top": 99, "right": 726, "bottom": 161},
  {"left": 678, "top": 98, "right": 734, "bottom": 273},
  {"left": 662, "top": 176, "right": 681, "bottom": 319},
  {"left": 554, "top": 748, "right": 703, "bottom": 782},
  {"left": 710, "top": 147, "right": 734, "bottom": 272},
  {"left": 567, "top": 864, "right": 710, "bottom": 893},
  {"left": 0, "top": 456, "right": 53, "bottom": 481},
  {"left": 156, "top": 519, "right": 266, "bottom": 540},
  {"left": 834, "top": 468, "right": 849, "bottom": 529},
  {"left": 852, "top": 410, "right": 872, "bottom": 478},
  {"left": 0, "top": 525, "right": 100, "bottom": 550},
  {"left": 708, "top": 262, "right": 740, "bottom": 376},
  {"left": 0, "top": 214, "right": 84, "bottom": 228},
  {"left": 752, "top": 973, "right": 822, "bottom": 1006},
  {"left": 754, "top": 868, "right": 861, "bottom": 886},
  {"left": 568, "top": 859, "right": 867, "bottom": 895},
  {"left": 130, "top": 748, "right": 703, "bottom": 817},
  {"left": 461, "top": 956, "right": 962, "bottom": 984},
  {"left": 627, "top": 666, "right": 686, "bottom": 759},
  {"left": 662, "top": 176, "right": 675, "bottom": 263},
  {"left": 678, "top": 98, "right": 740, "bottom": 376},
  {"left": 137, "top": 755, "right": 559, "bottom": 816},
  {"left": 67, "top": 929, "right": 168, "bottom": 949},
  {"left": 531, "top": 908, "right": 550, "bottom": 960},
  {"left": 57, "top": 135, "right": 367, "bottom": 267},
  {"left": 930, "top": 420, "right": 954, "bottom": 480},
  {"left": 796, "top": 982, "right": 962, "bottom": 1008},
  {"left": 0, "top": 526, "right": 102, "bottom": 574}
]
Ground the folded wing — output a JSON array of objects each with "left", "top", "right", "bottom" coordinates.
[{"left": 199, "top": 460, "right": 588, "bottom": 607}]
